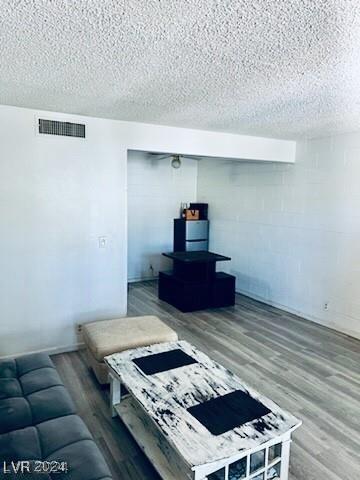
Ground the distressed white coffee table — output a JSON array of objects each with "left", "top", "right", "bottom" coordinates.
[{"left": 105, "top": 341, "right": 301, "bottom": 480}]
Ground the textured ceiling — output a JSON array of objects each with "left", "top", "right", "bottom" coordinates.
[{"left": 0, "top": 0, "right": 359, "bottom": 139}]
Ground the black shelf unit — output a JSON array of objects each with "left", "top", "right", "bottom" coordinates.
[{"left": 158, "top": 251, "right": 235, "bottom": 312}]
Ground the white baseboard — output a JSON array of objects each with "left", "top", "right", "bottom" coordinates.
[
  {"left": 0, "top": 342, "right": 85, "bottom": 361},
  {"left": 128, "top": 276, "right": 158, "bottom": 283},
  {"left": 236, "top": 288, "right": 360, "bottom": 341}
]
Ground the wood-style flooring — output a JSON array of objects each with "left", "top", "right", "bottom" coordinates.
[{"left": 52, "top": 281, "right": 360, "bottom": 480}]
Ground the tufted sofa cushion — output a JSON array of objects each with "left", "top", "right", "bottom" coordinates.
[{"left": 0, "top": 353, "right": 112, "bottom": 480}]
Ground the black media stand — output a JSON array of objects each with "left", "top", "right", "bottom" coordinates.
[{"left": 158, "top": 251, "right": 236, "bottom": 312}]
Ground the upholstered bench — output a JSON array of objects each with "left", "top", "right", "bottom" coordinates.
[{"left": 83, "top": 315, "right": 178, "bottom": 384}]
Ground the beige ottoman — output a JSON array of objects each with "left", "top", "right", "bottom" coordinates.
[{"left": 82, "top": 315, "right": 178, "bottom": 384}]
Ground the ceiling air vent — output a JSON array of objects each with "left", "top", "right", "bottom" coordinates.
[{"left": 38, "top": 118, "right": 85, "bottom": 138}]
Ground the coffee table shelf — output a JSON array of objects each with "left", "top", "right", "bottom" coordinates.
[
  {"left": 106, "top": 341, "right": 301, "bottom": 480},
  {"left": 114, "top": 396, "right": 185, "bottom": 479}
]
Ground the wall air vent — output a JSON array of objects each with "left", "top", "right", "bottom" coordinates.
[{"left": 38, "top": 118, "right": 85, "bottom": 138}]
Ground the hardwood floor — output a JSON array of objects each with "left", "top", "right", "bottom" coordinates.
[{"left": 52, "top": 281, "right": 360, "bottom": 480}]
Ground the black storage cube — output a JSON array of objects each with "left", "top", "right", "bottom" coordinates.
[
  {"left": 173, "top": 260, "right": 216, "bottom": 282},
  {"left": 159, "top": 271, "right": 209, "bottom": 312},
  {"left": 211, "top": 272, "right": 236, "bottom": 308},
  {"left": 158, "top": 271, "right": 175, "bottom": 305}
]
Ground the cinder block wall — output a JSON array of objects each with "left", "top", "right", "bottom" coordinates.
[
  {"left": 127, "top": 151, "right": 198, "bottom": 282},
  {"left": 197, "top": 132, "right": 360, "bottom": 339}
]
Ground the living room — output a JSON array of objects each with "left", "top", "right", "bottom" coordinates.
[{"left": 1, "top": 2, "right": 359, "bottom": 480}]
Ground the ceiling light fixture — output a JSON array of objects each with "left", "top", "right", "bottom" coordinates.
[{"left": 171, "top": 155, "right": 182, "bottom": 169}]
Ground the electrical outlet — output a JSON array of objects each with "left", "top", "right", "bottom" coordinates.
[
  {"left": 323, "top": 302, "right": 329, "bottom": 311},
  {"left": 77, "top": 324, "right": 82, "bottom": 333},
  {"left": 98, "top": 236, "right": 107, "bottom": 248}
]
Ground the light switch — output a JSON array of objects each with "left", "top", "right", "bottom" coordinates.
[{"left": 98, "top": 236, "right": 107, "bottom": 248}]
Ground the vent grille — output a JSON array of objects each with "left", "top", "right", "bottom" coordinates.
[{"left": 38, "top": 119, "right": 85, "bottom": 138}]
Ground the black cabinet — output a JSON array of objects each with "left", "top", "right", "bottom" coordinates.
[{"left": 158, "top": 252, "right": 235, "bottom": 312}]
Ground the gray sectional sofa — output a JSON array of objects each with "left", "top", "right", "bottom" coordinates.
[{"left": 0, "top": 353, "right": 112, "bottom": 479}]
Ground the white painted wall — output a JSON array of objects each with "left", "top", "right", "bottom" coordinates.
[
  {"left": 0, "top": 107, "right": 128, "bottom": 357},
  {"left": 123, "top": 123, "right": 296, "bottom": 163},
  {"left": 197, "top": 132, "right": 360, "bottom": 340},
  {"left": 0, "top": 104, "right": 292, "bottom": 357},
  {"left": 127, "top": 151, "right": 197, "bottom": 282}
]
